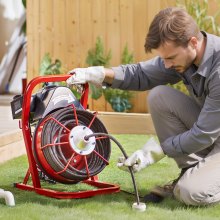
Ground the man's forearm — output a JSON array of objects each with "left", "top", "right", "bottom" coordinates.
[{"left": 104, "top": 68, "right": 115, "bottom": 85}]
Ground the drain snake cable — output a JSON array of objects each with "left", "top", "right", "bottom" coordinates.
[{"left": 84, "top": 132, "right": 143, "bottom": 207}]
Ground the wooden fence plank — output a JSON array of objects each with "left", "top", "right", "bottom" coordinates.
[
  {"left": 53, "top": 0, "right": 66, "bottom": 69},
  {"left": 106, "top": 0, "right": 120, "bottom": 66},
  {"left": 89, "top": 0, "right": 107, "bottom": 111},
  {"left": 119, "top": 0, "right": 134, "bottom": 53},
  {"left": 65, "top": 0, "right": 81, "bottom": 71},
  {"left": 79, "top": 0, "right": 92, "bottom": 67},
  {"left": 39, "top": 0, "right": 53, "bottom": 69},
  {"left": 26, "top": 0, "right": 34, "bottom": 81},
  {"left": 28, "top": 0, "right": 40, "bottom": 81}
]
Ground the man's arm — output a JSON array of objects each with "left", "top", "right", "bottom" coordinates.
[
  {"left": 103, "top": 68, "right": 115, "bottom": 85},
  {"left": 67, "top": 57, "right": 181, "bottom": 90}
]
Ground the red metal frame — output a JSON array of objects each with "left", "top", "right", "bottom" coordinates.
[{"left": 15, "top": 75, "right": 120, "bottom": 199}]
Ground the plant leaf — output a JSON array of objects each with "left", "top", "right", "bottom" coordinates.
[{"left": 89, "top": 84, "right": 103, "bottom": 100}]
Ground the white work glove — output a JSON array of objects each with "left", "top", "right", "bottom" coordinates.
[
  {"left": 117, "top": 137, "right": 165, "bottom": 173},
  {"left": 66, "top": 66, "right": 105, "bottom": 87}
]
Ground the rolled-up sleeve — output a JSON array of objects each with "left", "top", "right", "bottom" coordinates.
[{"left": 162, "top": 70, "right": 220, "bottom": 157}]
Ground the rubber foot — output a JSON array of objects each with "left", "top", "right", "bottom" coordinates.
[{"left": 132, "top": 202, "right": 146, "bottom": 212}]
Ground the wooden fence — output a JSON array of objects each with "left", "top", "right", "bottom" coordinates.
[{"left": 26, "top": 0, "right": 176, "bottom": 112}]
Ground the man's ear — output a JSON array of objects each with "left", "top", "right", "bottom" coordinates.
[{"left": 188, "top": 37, "right": 198, "bottom": 49}]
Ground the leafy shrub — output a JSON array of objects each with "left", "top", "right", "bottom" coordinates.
[
  {"left": 40, "top": 53, "right": 62, "bottom": 75},
  {"left": 86, "top": 37, "right": 134, "bottom": 112},
  {"left": 86, "top": 37, "right": 111, "bottom": 100},
  {"left": 103, "top": 44, "right": 134, "bottom": 112}
]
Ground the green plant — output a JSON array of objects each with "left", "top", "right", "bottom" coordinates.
[
  {"left": 121, "top": 43, "right": 134, "bottom": 64},
  {"left": 169, "top": 81, "right": 188, "bottom": 95},
  {"left": 86, "top": 37, "right": 111, "bottom": 100},
  {"left": 177, "top": 0, "right": 220, "bottom": 35},
  {"left": 86, "top": 38, "right": 134, "bottom": 112},
  {"left": 86, "top": 37, "right": 112, "bottom": 67},
  {"left": 40, "top": 53, "right": 62, "bottom": 76},
  {"left": 103, "top": 88, "right": 132, "bottom": 112},
  {"left": 103, "top": 44, "right": 134, "bottom": 112},
  {"left": 39, "top": 53, "right": 80, "bottom": 98}
]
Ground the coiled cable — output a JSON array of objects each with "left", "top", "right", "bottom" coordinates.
[{"left": 33, "top": 107, "right": 111, "bottom": 183}]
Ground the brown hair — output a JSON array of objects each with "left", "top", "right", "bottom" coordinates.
[{"left": 144, "top": 7, "right": 202, "bottom": 53}]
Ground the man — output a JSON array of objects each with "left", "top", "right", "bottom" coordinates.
[{"left": 67, "top": 7, "right": 220, "bottom": 206}]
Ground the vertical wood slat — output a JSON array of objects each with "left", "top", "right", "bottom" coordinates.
[
  {"left": 119, "top": 0, "right": 134, "bottom": 52},
  {"left": 106, "top": 0, "right": 120, "bottom": 66},
  {"left": 53, "top": 0, "right": 66, "bottom": 69},
  {"left": 133, "top": 0, "right": 148, "bottom": 62},
  {"left": 26, "top": 0, "right": 34, "bottom": 81},
  {"left": 26, "top": 0, "right": 177, "bottom": 112},
  {"left": 105, "top": 0, "right": 121, "bottom": 112},
  {"left": 79, "top": 0, "right": 92, "bottom": 67},
  {"left": 65, "top": 0, "right": 80, "bottom": 70},
  {"left": 89, "top": 0, "right": 107, "bottom": 111},
  {"left": 27, "top": 0, "right": 40, "bottom": 81},
  {"left": 40, "top": 0, "right": 53, "bottom": 68}
]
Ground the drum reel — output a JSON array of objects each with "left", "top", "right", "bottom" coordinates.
[{"left": 33, "top": 107, "right": 111, "bottom": 184}]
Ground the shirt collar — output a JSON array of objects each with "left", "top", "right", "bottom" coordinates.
[{"left": 196, "top": 31, "right": 214, "bottom": 77}]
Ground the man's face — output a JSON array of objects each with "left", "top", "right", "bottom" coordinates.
[{"left": 156, "top": 39, "right": 197, "bottom": 73}]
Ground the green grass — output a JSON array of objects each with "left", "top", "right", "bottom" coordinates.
[{"left": 1, "top": 134, "right": 220, "bottom": 220}]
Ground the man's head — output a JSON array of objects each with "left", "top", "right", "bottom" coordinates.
[{"left": 145, "top": 7, "right": 204, "bottom": 73}]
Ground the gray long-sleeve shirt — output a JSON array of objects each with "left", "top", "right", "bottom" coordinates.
[{"left": 110, "top": 32, "right": 220, "bottom": 157}]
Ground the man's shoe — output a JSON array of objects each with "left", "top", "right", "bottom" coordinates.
[
  {"left": 143, "top": 182, "right": 174, "bottom": 203},
  {"left": 143, "top": 167, "right": 189, "bottom": 203}
]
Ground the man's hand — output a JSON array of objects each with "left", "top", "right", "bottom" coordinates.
[
  {"left": 66, "top": 66, "right": 105, "bottom": 87},
  {"left": 117, "top": 137, "right": 165, "bottom": 173}
]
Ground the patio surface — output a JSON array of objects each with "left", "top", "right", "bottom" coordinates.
[
  {"left": 0, "top": 94, "right": 26, "bottom": 164},
  {"left": 0, "top": 94, "right": 20, "bottom": 133}
]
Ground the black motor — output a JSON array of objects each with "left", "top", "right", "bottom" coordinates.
[{"left": 11, "top": 84, "right": 83, "bottom": 121}]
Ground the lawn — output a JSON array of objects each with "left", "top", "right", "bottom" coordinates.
[{"left": 1, "top": 134, "right": 220, "bottom": 220}]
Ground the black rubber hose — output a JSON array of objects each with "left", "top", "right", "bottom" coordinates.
[{"left": 84, "top": 133, "right": 140, "bottom": 205}]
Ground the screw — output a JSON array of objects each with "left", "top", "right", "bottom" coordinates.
[
  {"left": 92, "top": 142, "right": 95, "bottom": 145},
  {"left": 83, "top": 127, "right": 86, "bottom": 130},
  {"left": 71, "top": 135, "right": 73, "bottom": 138}
]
